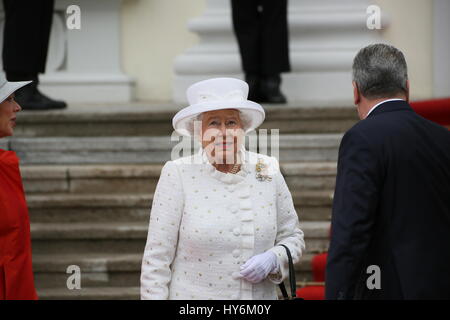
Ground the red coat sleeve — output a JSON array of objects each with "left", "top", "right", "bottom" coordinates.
[{"left": 0, "top": 150, "right": 38, "bottom": 300}]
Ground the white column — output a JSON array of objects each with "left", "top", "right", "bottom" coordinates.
[
  {"left": 172, "top": 0, "right": 240, "bottom": 104},
  {"left": 0, "top": 0, "right": 134, "bottom": 103},
  {"left": 433, "top": 0, "right": 450, "bottom": 98},
  {"left": 173, "top": 0, "right": 385, "bottom": 104}
]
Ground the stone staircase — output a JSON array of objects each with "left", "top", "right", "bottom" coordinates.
[{"left": 7, "top": 103, "right": 358, "bottom": 299}]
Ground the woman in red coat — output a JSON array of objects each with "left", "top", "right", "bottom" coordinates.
[{"left": 0, "top": 74, "right": 37, "bottom": 300}]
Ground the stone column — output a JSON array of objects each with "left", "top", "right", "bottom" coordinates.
[
  {"left": 173, "top": 0, "right": 385, "bottom": 104},
  {"left": 433, "top": 0, "right": 450, "bottom": 98},
  {"left": 0, "top": 0, "right": 134, "bottom": 103}
]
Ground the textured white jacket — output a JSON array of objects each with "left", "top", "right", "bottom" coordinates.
[{"left": 140, "top": 148, "right": 305, "bottom": 300}]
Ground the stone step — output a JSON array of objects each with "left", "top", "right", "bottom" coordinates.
[
  {"left": 36, "top": 286, "right": 140, "bottom": 300},
  {"left": 21, "top": 164, "right": 162, "bottom": 194},
  {"left": 6, "top": 134, "right": 342, "bottom": 164},
  {"left": 27, "top": 193, "right": 152, "bottom": 223},
  {"left": 21, "top": 162, "right": 337, "bottom": 194},
  {"left": 283, "top": 162, "right": 337, "bottom": 191},
  {"left": 13, "top": 103, "right": 358, "bottom": 137},
  {"left": 27, "top": 191, "right": 333, "bottom": 223},
  {"left": 32, "top": 252, "right": 321, "bottom": 289},
  {"left": 36, "top": 283, "right": 319, "bottom": 300},
  {"left": 30, "top": 221, "right": 330, "bottom": 255},
  {"left": 33, "top": 254, "right": 142, "bottom": 289}
]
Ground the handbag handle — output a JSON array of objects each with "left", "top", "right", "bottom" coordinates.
[{"left": 277, "top": 244, "right": 298, "bottom": 300}]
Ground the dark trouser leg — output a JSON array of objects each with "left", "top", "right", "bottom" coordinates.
[
  {"left": 38, "top": 0, "right": 55, "bottom": 74},
  {"left": 257, "top": 0, "right": 289, "bottom": 103},
  {"left": 231, "top": 0, "right": 261, "bottom": 75},
  {"left": 231, "top": 0, "right": 289, "bottom": 103},
  {"left": 3, "top": 0, "right": 54, "bottom": 80},
  {"left": 260, "top": 0, "right": 290, "bottom": 75},
  {"left": 2, "top": 0, "right": 66, "bottom": 110},
  {"left": 231, "top": 0, "right": 262, "bottom": 101}
]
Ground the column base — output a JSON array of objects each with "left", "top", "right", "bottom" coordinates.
[{"left": 39, "top": 73, "right": 135, "bottom": 103}]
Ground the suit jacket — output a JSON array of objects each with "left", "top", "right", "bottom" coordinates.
[
  {"left": 0, "top": 150, "right": 38, "bottom": 300},
  {"left": 325, "top": 100, "right": 450, "bottom": 300},
  {"left": 140, "top": 148, "right": 305, "bottom": 300}
]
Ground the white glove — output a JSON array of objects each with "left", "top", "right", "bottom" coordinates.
[{"left": 239, "top": 251, "right": 279, "bottom": 284}]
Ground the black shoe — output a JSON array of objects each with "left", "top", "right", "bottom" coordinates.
[
  {"left": 15, "top": 80, "right": 67, "bottom": 111},
  {"left": 245, "top": 74, "right": 261, "bottom": 102},
  {"left": 259, "top": 75, "right": 287, "bottom": 104}
]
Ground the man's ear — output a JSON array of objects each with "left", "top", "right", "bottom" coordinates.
[
  {"left": 352, "top": 81, "right": 361, "bottom": 105},
  {"left": 405, "top": 80, "right": 410, "bottom": 103}
]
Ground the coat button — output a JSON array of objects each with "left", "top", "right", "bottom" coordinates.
[
  {"left": 233, "top": 228, "right": 240, "bottom": 236},
  {"left": 232, "top": 249, "right": 241, "bottom": 258}
]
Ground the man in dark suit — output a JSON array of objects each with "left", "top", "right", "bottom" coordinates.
[
  {"left": 325, "top": 43, "right": 450, "bottom": 299},
  {"left": 231, "top": 0, "right": 290, "bottom": 103},
  {"left": 2, "top": 0, "right": 67, "bottom": 110}
]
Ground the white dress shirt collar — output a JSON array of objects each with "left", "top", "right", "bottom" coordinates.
[{"left": 366, "top": 98, "right": 405, "bottom": 118}]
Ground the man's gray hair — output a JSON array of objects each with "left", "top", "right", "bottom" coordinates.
[{"left": 352, "top": 43, "right": 408, "bottom": 99}]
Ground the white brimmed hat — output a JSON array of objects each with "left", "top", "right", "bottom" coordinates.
[
  {"left": 0, "top": 73, "right": 32, "bottom": 103},
  {"left": 172, "top": 78, "right": 265, "bottom": 137}
]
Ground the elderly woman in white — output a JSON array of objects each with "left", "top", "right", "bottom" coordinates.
[{"left": 141, "top": 78, "right": 305, "bottom": 300}]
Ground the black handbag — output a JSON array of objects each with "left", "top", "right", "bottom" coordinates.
[{"left": 278, "top": 244, "right": 303, "bottom": 300}]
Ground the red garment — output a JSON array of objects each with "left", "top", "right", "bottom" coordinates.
[
  {"left": 297, "top": 286, "right": 325, "bottom": 300},
  {"left": 410, "top": 98, "right": 450, "bottom": 127},
  {"left": 311, "top": 252, "right": 327, "bottom": 282},
  {"left": 0, "top": 149, "right": 37, "bottom": 300}
]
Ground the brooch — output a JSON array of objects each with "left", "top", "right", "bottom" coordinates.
[{"left": 255, "top": 158, "right": 272, "bottom": 182}]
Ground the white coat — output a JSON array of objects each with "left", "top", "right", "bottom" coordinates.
[{"left": 140, "top": 148, "right": 305, "bottom": 300}]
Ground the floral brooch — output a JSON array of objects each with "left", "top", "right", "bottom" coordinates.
[{"left": 255, "top": 158, "right": 272, "bottom": 182}]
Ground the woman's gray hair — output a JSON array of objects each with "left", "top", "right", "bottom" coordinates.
[
  {"left": 352, "top": 43, "right": 408, "bottom": 99},
  {"left": 191, "top": 110, "right": 251, "bottom": 137}
]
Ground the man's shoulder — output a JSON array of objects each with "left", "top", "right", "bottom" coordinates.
[
  {"left": 346, "top": 109, "right": 404, "bottom": 140},
  {"left": 345, "top": 107, "right": 450, "bottom": 153},
  {"left": 340, "top": 117, "right": 391, "bottom": 153},
  {"left": 344, "top": 119, "right": 377, "bottom": 141}
]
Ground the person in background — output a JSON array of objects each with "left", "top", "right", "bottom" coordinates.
[
  {"left": 2, "top": 0, "right": 67, "bottom": 110},
  {"left": 231, "top": 0, "right": 290, "bottom": 104},
  {"left": 326, "top": 43, "right": 450, "bottom": 300},
  {"left": 0, "top": 74, "right": 38, "bottom": 300}
]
